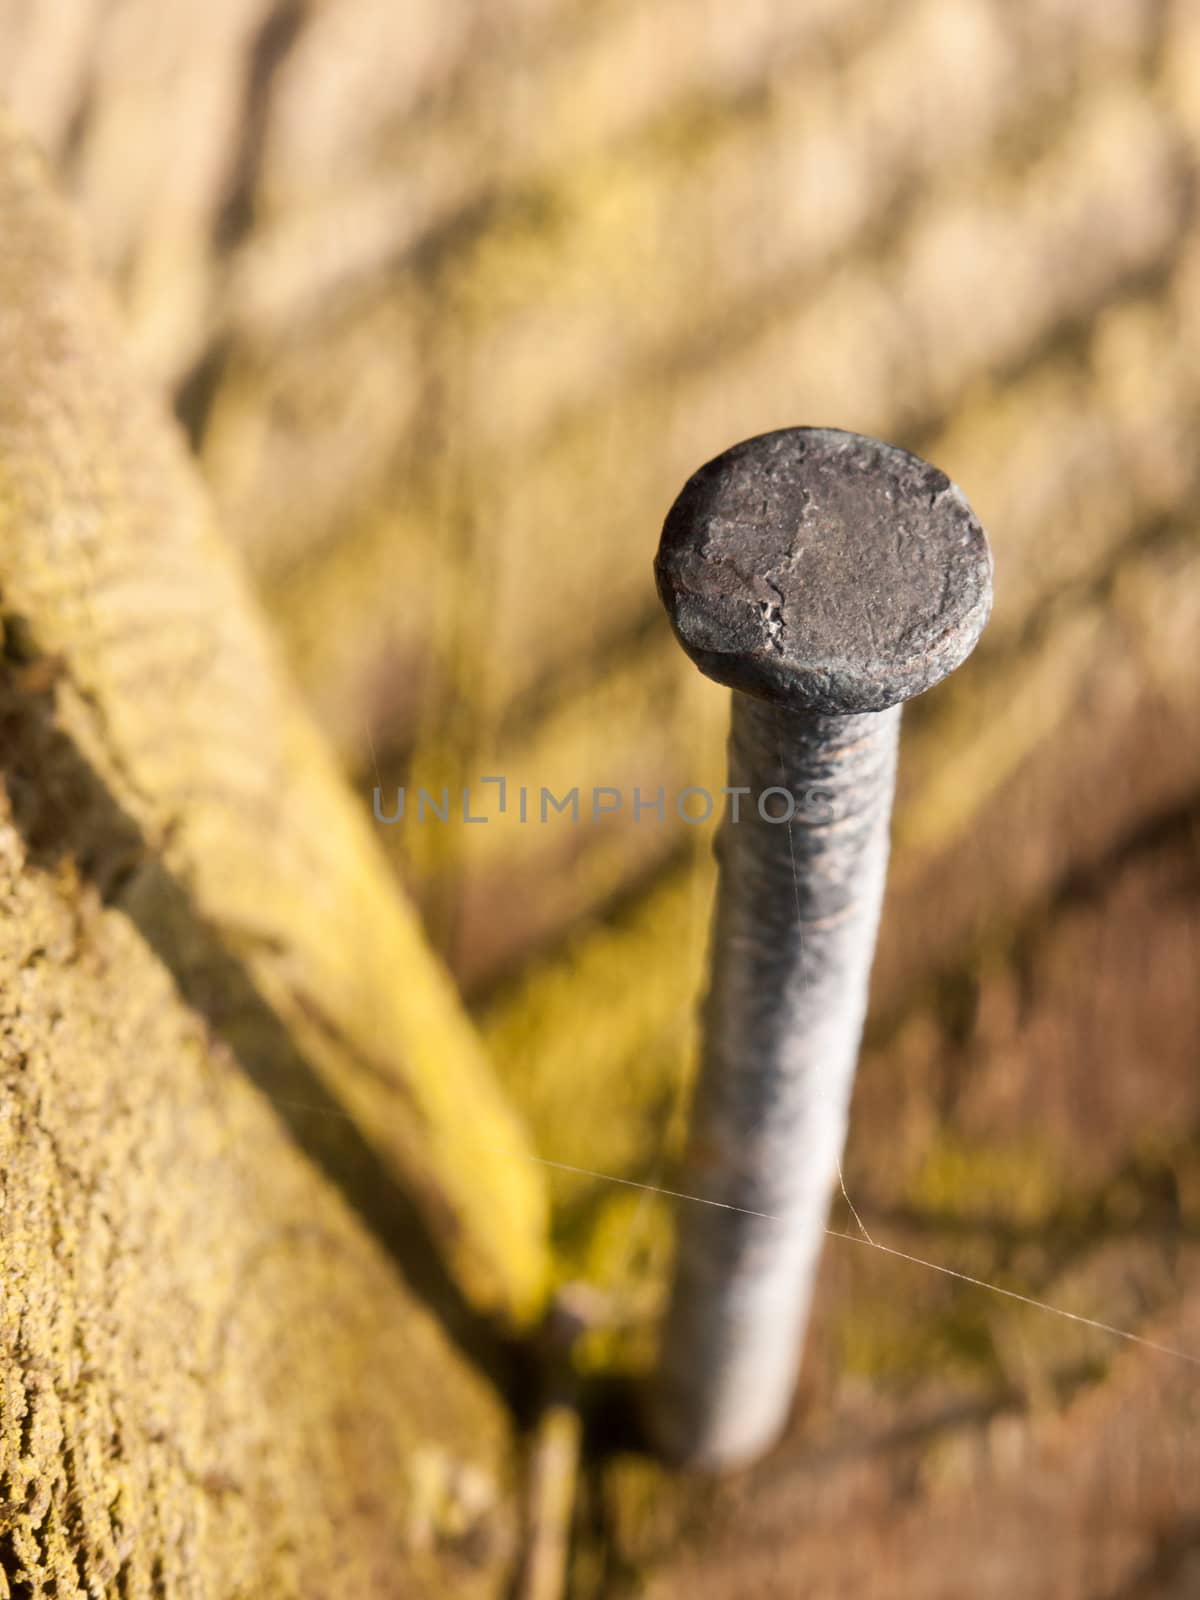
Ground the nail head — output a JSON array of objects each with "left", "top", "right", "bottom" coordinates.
[{"left": 655, "top": 427, "right": 993, "bottom": 715}]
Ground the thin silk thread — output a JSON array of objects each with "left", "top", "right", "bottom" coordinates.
[
  {"left": 337, "top": 712, "right": 1196, "bottom": 1370},
  {"left": 258, "top": 1097, "right": 1199, "bottom": 1368}
]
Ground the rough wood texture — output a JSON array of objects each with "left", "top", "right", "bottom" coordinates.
[
  {"left": 0, "top": 119, "right": 544, "bottom": 1599},
  {"left": 0, "top": 120, "right": 547, "bottom": 1330},
  {"left": 0, "top": 763, "right": 518, "bottom": 1599},
  {"left": 2, "top": 0, "right": 1199, "bottom": 1590}
]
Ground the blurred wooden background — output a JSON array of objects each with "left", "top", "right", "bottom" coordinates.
[{"left": 3, "top": 1, "right": 1198, "bottom": 1593}]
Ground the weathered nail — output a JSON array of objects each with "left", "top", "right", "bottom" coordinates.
[{"left": 647, "top": 427, "right": 993, "bottom": 1468}]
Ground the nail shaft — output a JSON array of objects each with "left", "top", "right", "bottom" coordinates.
[{"left": 649, "top": 699, "right": 898, "bottom": 1466}]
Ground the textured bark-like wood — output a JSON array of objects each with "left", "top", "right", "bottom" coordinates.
[
  {"left": 0, "top": 116, "right": 547, "bottom": 1596},
  {"left": 0, "top": 117, "right": 547, "bottom": 1330},
  {"left": 0, "top": 4, "right": 1194, "bottom": 1588},
  {"left": 0, "top": 775, "right": 518, "bottom": 1598}
]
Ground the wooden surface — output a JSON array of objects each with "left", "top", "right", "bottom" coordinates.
[
  {"left": 0, "top": 117, "right": 542, "bottom": 1598},
  {"left": 1, "top": 0, "right": 1198, "bottom": 1593}
]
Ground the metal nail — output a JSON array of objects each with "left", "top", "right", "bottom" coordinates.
[{"left": 647, "top": 427, "right": 994, "bottom": 1468}]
